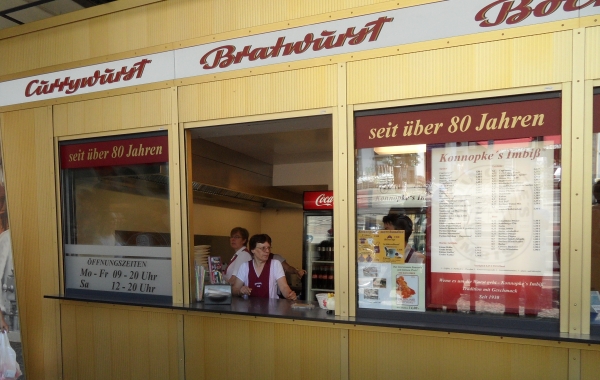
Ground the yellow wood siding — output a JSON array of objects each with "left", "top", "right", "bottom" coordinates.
[
  {"left": 183, "top": 314, "right": 342, "bottom": 380},
  {"left": 53, "top": 88, "right": 172, "bottom": 136},
  {"left": 347, "top": 31, "right": 572, "bottom": 105},
  {"left": 582, "top": 349, "right": 600, "bottom": 380},
  {"left": 178, "top": 66, "right": 337, "bottom": 122},
  {"left": 61, "top": 303, "right": 180, "bottom": 379},
  {"left": 0, "top": 107, "right": 60, "bottom": 379},
  {"left": 0, "top": 0, "right": 424, "bottom": 78},
  {"left": 586, "top": 25, "right": 600, "bottom": 80},
  {"left": 56, "top": 303, "right": 600, "bottom": 380},
  {"left": 349, "top": 329, "right": 569, "bottom": 380}
]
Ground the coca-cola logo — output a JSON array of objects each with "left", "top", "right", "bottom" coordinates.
[
  {"left": 476, "top": 0, "right": 599, "bottom": 27},
  {"left": 199, "top": 16, "right": 393, "bottom": 70},
  {"left": 24, "top": 59, "right": 152, "bottom": 98},
  {"left": 315, "top": 194, "right": 334, "bottom": 207}
]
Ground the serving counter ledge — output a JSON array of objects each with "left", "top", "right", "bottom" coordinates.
[{"left": 45, "top": 294, "right": 600, "bottom": 345}]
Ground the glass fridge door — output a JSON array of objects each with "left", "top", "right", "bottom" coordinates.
[{"left": 304, "top": 213, "right": 333, "bottom": 303}]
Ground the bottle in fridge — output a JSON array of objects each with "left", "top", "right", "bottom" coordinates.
[{"left": 302, "top": 191, "right": 334, "bottom": 303}]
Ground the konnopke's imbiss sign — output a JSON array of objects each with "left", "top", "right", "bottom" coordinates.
[
  {"left": 355, "top": 97, "right": 562, "bottom": 148},
  {"left": 1, "top": 0, "right": 598, "bottom": 107}
]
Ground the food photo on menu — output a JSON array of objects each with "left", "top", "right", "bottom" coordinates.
[{"left": 373, "top": 278, "right": 387, "bottom": 288}]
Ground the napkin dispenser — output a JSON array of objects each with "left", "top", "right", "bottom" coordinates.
[{"left": 203, "top": 284, "right": 232, "bottom": 305}]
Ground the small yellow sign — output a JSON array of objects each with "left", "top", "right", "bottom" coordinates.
[{"left": 357, "top": 230, "right": 405, "bottom": 263}]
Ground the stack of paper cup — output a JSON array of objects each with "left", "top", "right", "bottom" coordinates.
[{"left": 194, "top": 245, "right": 210, "bottom": 268}]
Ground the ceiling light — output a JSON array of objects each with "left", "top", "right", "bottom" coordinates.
[{"left": 373, "top": 144, "right": 426, "bottom": 155}]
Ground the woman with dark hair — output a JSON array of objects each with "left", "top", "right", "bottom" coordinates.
[
  {"left": 382, "top": 213, "right": 425, "bottom": 264},
  {"left": 231, "top": 234, "right": 297, "bottom": 300}
]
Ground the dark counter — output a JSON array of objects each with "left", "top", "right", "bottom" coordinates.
[
  {"left": 45, "top": 294, "right": 340, "bottom": 323},
  {"left": 45, "top": 294, "right": 600, "bottom": 345}
]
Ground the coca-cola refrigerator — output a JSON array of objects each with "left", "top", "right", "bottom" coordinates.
[{"left": 302, "top": 191, "right": 334, "bottom": 303}]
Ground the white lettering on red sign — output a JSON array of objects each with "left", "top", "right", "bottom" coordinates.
[
  {"left": 199, "top": 16, "right": 393, "bottom": 70},
  {"left": 475, "top": 0, "right": 599, "bottom": 27},
  {"left": 315, "top": 194, "right": 334, "bottom": 207}
]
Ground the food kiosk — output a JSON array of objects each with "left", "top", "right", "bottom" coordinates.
[{"left": 1, "top": 0, "right": 600, "bottom": 378}]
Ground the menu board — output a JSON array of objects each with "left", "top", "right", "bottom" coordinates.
[{"left": 430, "top": 141, "right": 556, "bottom": 310}]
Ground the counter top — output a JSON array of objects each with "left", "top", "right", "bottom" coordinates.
[
  {"left": 45, "top": 294, "right": 600, "bottom": 345},
  {"left": 45, "top": 293, "right": 339, "bottom": 323}
]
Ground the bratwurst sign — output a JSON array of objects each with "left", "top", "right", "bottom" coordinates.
[
  {"left": 0, "top": 1, "right": 598, "bottom": 107},
  {"left": 355, "top": 97, "right": 562, "bottom": 148}
]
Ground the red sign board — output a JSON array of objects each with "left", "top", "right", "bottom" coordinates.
[
  {"left": 303, "top": 191, "right": 333, "bottom": 210},
  {"left": 60, "top": 135, "right": 168, "bottom": 169},
  {"left": 429, "top": 273, "right": 554, "bottom": 313},
  {"left": 355, "top": 97, "right": 561, "bottom": 148}
]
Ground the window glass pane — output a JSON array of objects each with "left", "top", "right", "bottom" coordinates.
[
  {"left": 355, "top": 95, "right": 561, "bottom": 321},
  {"left": 591, "top": 89, "right": 600, "bottom": 326},
  {"left": 0, "top": 140, "right": 25, "bottom": 375},
  {"left": 60, "top": 133, "right": 171, "bottom": 302}
]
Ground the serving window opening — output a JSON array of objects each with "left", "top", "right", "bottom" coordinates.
[{"left": 186, "top": 114, "right": 333, "bottom": 305}]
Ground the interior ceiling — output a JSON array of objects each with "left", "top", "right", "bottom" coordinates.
[
  {"left": 190, "top": 115, "right": 333, "bottom": 166},
  {"left": 0, "top": 0, "right": 114, "bottom": 30},
  {"left": 190, "top": 115, "right": 333, "bottom": 205}
]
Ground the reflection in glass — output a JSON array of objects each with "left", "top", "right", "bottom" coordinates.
[
  {"left": 0, "top": 135, "right": 24, "bottom": 375},
  {"left": 60, "top": 134, "right": 172, "bottom": 303},
  {"left": 66, "top": 165, "right": 171, "bottom": 247},
  {"left": 357, "top": 137, "right": 561, "bottom": 319}
]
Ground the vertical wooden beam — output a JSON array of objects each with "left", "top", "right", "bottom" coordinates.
[
  {"left": 561, "top": 81, "right": 573, "bottom": 334},
  {"left": 581, "top": 78, "right": 595, "bottom": 335},
  {"left": 170, "top": 86, "right": 184, "bottom": 304},
  {"left": 568, "top": 348, "right": 581, "bottom": 380},
  {"left": 569, "top": 28, "right": 586, "bottom": 335},
  {"left": 340, "top": 329, "right": 349, "bottom": 380},
  {"left": 335, "top": 62, "right": 349, "bottom": 317},
  {"left": 346, "top": 104, "right": 357, "bottom": 317}
]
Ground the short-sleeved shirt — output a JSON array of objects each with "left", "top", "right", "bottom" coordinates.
[
  {"left": 236, "top": 259, "right": 286, "bottom": 299},
  {"left": 224, "top": 247, "right": 251, "bottom": 281}
]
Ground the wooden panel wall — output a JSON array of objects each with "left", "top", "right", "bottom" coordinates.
[
  {"left": 582, "top": 349, "right": 600, "bottom": 380},
  {"left": 61, "top": 303, "right": 180, "bottom": 379},
  {"left": 349, "top": 329, "right": 569, "bottom": 380},
  {"left": 53, "top": 88, "right": 172, "bottom": 136},
  {"left": 347, "top": 31, "right": 572, "bottom": 105},
  {"left": 55, "top": 301, "right": 600, "bottom": 380},
  {"left": 586, "top": 25, "right": 600, "bottom": 80},
  {"left": 184, "top": 314, "right": 342, "bottom": 379},
  {"left": 178, "top": 66, "right": 337, "bottom": 122},
  {"left": 0, "top": 0, "right": 408, "bottom": 78},
  {"left": 0, "top": 107, "right": 60, "bottom": 379},
  {"left": 261, "top": 208, "right": 304, "bottom": 270}
]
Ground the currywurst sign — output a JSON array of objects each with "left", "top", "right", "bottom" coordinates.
[{"left": 0, "top": 0, "right": 598, "bottom": 107}]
